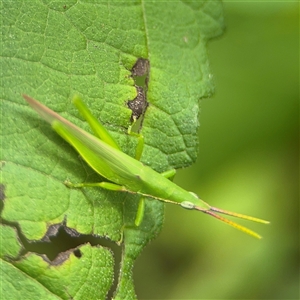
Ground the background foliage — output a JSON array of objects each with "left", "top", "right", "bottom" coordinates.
[{"left": 134, "top": 2, "right": 299, "bottom": 299}]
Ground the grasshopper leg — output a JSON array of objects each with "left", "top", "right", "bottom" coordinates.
[{"left": 64, "top": 180, "right": 127, "bottom": 192}]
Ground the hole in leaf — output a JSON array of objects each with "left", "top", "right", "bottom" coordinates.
[
  {"left": 1, "top": 218, "right": 121, "bottom": 285},
  {"left": 25, "top": 223, "right": 121, "bottom": 262}
]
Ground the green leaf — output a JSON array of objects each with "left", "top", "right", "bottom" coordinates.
[
  {"left": 0, "top": 225, "right": 22, "bottom": 258},
  {"left": 1, "top": 1, "right": 224, "bottom": 299},
  {"left": 2, "top": 244, "right": 114, "bottom": 300}
]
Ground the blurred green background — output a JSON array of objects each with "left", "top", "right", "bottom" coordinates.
[{"left": 134, "top": 2, "right": 298, "bottom": 299}]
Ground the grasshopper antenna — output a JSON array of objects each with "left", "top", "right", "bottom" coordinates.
[{"left": 195, "top": 206, "right": 269, "bottom": 239}]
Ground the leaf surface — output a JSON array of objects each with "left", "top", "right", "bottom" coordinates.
[{"left": 0, "top": 1, "right": 224, "bottom": 298}]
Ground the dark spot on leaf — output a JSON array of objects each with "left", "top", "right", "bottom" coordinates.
[
  {"left": 73, "top": 249, "right": 82, "bottom": 258},
  {"left": 132, "top": 58, "right": 150, "bottom": 78},
  {"left": 0, "top": 184, "right": 6, "bottom": 201},
  {"left": 127, "top": 86, "right": 148, "bottom": 122},
  {"left": 127, "top": 58, "right": 150, "bottom": 128}
]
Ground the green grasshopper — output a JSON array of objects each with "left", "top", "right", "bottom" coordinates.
[{"left": 23, "top": 94, "right": 269, "bottom": 239}]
